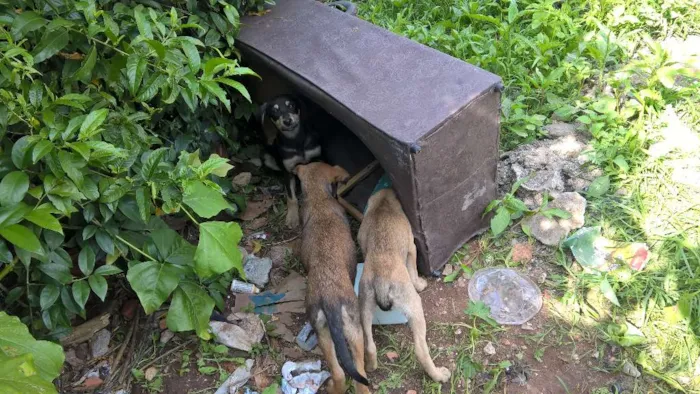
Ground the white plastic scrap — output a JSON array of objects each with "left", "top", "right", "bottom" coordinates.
[
  {"left": 281, "top": 360, "right": 331, "bottom": 394},
  {"left": 215, "top": 359, "right": 254, "bottom": 394}
]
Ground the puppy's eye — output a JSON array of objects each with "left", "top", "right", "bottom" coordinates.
[{"left": 287, "top": 103, "right": 295, "bottom": 110}]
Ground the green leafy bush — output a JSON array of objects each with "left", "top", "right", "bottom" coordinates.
[
  {"left": 0, "top": 0, "right": 260, "bottom": 340},
  {"left": 0, "top": 311, "right": 64, "bottom": 393}
]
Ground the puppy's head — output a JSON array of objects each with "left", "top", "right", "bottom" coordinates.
[
  {"left": 260, "top": 95, "right": 300, "bottom": 135},
  {"left": 294, "top": 163, "right": 350, "bottom": 195}
]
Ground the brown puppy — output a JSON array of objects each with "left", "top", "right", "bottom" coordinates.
[
  {"left": 295, "top": 162, "right": 370, "bottom": 394},
  {"left": 357, "top": 188, "right": 451, "bottom": 382}
]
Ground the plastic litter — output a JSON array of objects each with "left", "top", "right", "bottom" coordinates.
[
  {"left": 563, "top": 227, "right": 650, "bottom": 272},
  {"left": 353, "top": 263, "right": 408, "bottom": 325},
  {"left": 231, "top": 279, "right": 260, "bottom": 294},
  {"left": 215, "top": 359, "right": 254, "bottom": 394},
  {"left": 296, "top": 322, "right": 318, "bottom": 351},
  {"left": 281, "top": 360, "right": 330, "bottom": 394},
  {"left": 468, "top": 268, "right": 543, "bottom": 325}
]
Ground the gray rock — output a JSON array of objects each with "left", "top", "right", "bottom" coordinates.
[
  {"left": 498, "top": 134, "right": 602, "bottom": 204},
  {"left": 543, "top": 121, "right": 579, "bottom": 138},
  {"left": 524, "top": 192, "right": 586, "bottom": 246},
  {"left": 232, "top": 172, "right": 252, "bottom": 187},
  {"left": 442, "top": 264, "right": 454, "bottom": 277},
  {"left": 243, "top": 255, "right": 272, "bottom": 288},
  {"left": 90, "top": 329, "right": 111, "bottom": 359},
  {"left": 210, "top": 313, "right": 265, "bottom": 352},
  {"left": 269, "top": 245, "right": 293, "bottom": 268},
  {"left": 160, "top": 329, "right": 175, "bottom": 345},
  {"left": 622, "top": 360, "right": 641, "bottom": 378},
  {"left": 75, "top": 343, "right": 89, "bottom": 361},
  {"left": 65, "top": 348, "right": 83, "bottom": 368},
  {"left": 483, "top": 342, "right": 496, "bottom": 356}
]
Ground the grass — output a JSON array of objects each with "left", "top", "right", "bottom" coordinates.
[{"left": 358, "top": 0, "right": 699, "bottom": 392}]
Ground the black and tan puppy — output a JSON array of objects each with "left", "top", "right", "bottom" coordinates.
[
  {"left": 294, "top": 162, "right": 370, "bottom": 394},
  {"left": 259, "top": 95, "right": 322, "bottom": 228},
  {"left": 357, "top": 188, "right": 451, "bottom": 383}
]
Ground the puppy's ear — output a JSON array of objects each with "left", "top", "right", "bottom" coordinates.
[
  {"left": 331, "top": 165, "right": 350, "bottom": 184},
  {"left": 292, "top": 164, "right": 305, "bottom": 176}
]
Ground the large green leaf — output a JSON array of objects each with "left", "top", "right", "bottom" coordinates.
[
  {"left": 78, "top": 109, "right": 109, "bottom": 141},
  {"left": 194, "top": 221, "right": 243, "bottom": 278},
  {"left": 32, "top": 140, "right": 54, "bottom": 163},
  {"left": 134, "top": 6, "right": 153, "bottom": 39},
  {"left": 180, "top": 40, "right": 201, "bottom": 73},
  {"left": 39, "top": 285, "right": 60, "bottom": 311},
  {"left": 72, "top": 280, "right": 90, "bottom": 310},
  {"left": 88, "top": 275, "right": 108, "bottom": 301},
  {"left": 0, "top": 353, "right": 58, "bottom": 394},
  {"left": 126, "top": 54, "right": 147, "bottom": 96},
  {"left": 0, "top": 204, "right": 32, "bottom": 228},
  {"left": 78, "top": 247, "right": 95, "bottom": 276},
  {"left": 150, "top": 228, "right": 195, "bottom": 266},
  {"left": 200, "top": 81, "right": 230, "bottom": 111},
  {"left": 11, "top": 136, "right": 35, "bottom": 169},
  {"left": 57, "top": 150, "right": 86, "bottom": 187},
  {"left": 126, "top": 261, "right": 181, "bottom": 314},
  {"left": 10, "top": 11, "right": 46, "bottom": 40},
  {"left": 38, "top": 263, "right": 72, "bottom": 284},
  {"left": 0, "top": 312, "right": 64, "bottom": 382},
  {"left": 73, "top": 45, "right": 97, "bottom": 82},
  {"left": 0, "top": 224, "right": 42, "bottom": 254},
  {"left": 490, "top": 206, "right": 511, "bottom": 236},
  {"left": 32, "top": 28, "right": 69, "bottom": 63},
  {"left": 25, "top": 204, "right": 62, "bottom": 235},
  {"left": 166, "top": 281, "right": 214, "bottom": 340},
  {"left": 0, "top": 172, "right": 29, "bottom": 206},
  {"left": 182, "top": 181, "right": 230, "bottom": 219}
]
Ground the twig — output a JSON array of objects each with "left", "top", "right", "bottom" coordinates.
[
  {"left": 117, "top": 312, "right": 141, "bottom": 385},
  {"left": 269, "top": 234, "right": 300, "bottom": 246},
  {"left": 137, "top": 338, "right": 196, "bottom": 371},
  {"left": 108, "top": 314, "right": 138, "bottom": 383}
]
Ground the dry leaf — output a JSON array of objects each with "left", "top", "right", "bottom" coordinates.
[{"left": 240, "top": 198, "right": 273, "bottom": 221}]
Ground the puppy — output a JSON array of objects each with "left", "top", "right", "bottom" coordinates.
[
  {"left": 259, "top": 95, "right": 322, "bottom": 228},
  {"left": 357, "top": 188, "right": 451, "bottom": 383},
  {"left": 295, "top": 162, "right": 370, "bottom": 394}
]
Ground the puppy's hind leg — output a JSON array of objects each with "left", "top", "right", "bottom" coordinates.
[
  {"left": 406, "top": 239, "right": 427, "bottom": 292},
  {"left": 343, "top": 309, "right": 371, "bottom": 394},
  {"left": 315, "top": 322, "right": 346, "bottom": 394},
  {"left": 398, "top": 289, "right": 451, "bottom": 383},
  {"left": 284, "top": 173, "right": 300, "bottom": 228},
  {"left": 359, "top": 284, "right": 378, "bottom": 371}
]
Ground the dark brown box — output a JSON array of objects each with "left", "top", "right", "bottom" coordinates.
[{"left": 237, "top": 0, "right": 502, "bottom": 274}]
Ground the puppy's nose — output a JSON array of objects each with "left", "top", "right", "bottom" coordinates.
[{"left": 283, "top": 118, "right": 292, "bottom": 126}]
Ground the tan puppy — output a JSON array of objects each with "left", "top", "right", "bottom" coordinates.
[
  {"left": 295, "top": 162, "right": 370, "bottom": 394},
  {"left": 357, "top": 188, "right": 451, "bottom": 382}
]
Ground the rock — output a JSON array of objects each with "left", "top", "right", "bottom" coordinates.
[
  {"left": 406, "top": 391, "right": 418, "bottom": 394},
  {"left": 247, "top": 217, "right": 268, "bottom": 231},
  {"left": 121, "top": 299, "right": 139, "bottom": 320},
  {"left": 442, "top": 264, "right": 454, "bottom": 276},
  {"left": 145, "top": 367, "right": 158, "bottom": 381},
  {"left": 243, "top": 255, "right": 273, "bottom": 288},
  {"left": 622, "top": 360, "right": 641, "bottom": 378},
  {"left": 456, "top": 277, "right": 468, "bottom": 288},
  {"left": 90, "top": 329, "right": 111, "bottom": 359},
  {"left": 269, "top": 245, "right": 293, "bottom": 268},
  {"left": 543, "top": 121, "right": 579, "bottom": 138},
  {"left": 215, "top": 359, "right": 254, "bottom": 394},
  {"left": 385, "top": 351, "right": 399, "bottom": 362},
  {"left": 210, "top": 313, "right": 265, "bottom": 352},
  {"left": 483, "top": 342, "right": 496, "bottom": 356},
  {"left": 521, "top": 322, "right": 535, "bottom": 331},
  {"left": 232, "top": 172, "right": 252, "bottom": 187},
  {"left": 64, "top": 348, "right": 83, "bottom": 368},
  {"left": 524, "top": 192, "right": 586, "bottom": 246},
  {"left": 498, "top": 134, "right": 601, "bottom": 205},
  {"left": 80, "top": 376, "right": 104, "bottom": 390},
  {"left": 160, "top": 329, "right": 175, "bottom": 345},
  {"left": 75, "top": 343, "right": 89, "bottom": 361},
  {"left": 511, "top": 243, "right": 533, "bottom": 263}
]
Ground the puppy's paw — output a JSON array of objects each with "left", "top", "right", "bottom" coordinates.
[
  {"left": 366, "top": 353, "right": 378, "bottom": 372},
  {"left": 285, "top": 206, "right": 300, "bottom": 228},
  {"left": 431, "top": 366, "right": 451, "bottom": 383},
  {"left": 414, "top": 277, "right": 428, "bottom": 292}
]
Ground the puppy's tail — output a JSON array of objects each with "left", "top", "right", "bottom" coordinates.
[{"left": 325, "top": 303, "right": 370, "bottom": 386}]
